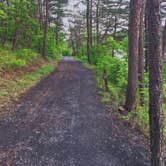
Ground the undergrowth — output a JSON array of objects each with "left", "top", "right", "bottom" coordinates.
[
  {"left": 0, "top": 42, "right": 64, "bottom": 117},
  {"left": 78, "top": 36, "right": 166, "bottom": 150}
]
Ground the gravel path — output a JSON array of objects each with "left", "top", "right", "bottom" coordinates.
[{"left": 0, "top": 60, "right": 150, "bottom": 166}]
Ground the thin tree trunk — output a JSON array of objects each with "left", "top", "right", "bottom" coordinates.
[
  {"left": 112, "top": 15, "right": 117, "bottom": 57},
  {"left": 147, "top": 0, "right": 164, "bottom": 165},
  {"left": 144, "top": 4, "right": 149, "bottom": 72},
  {"left": 37, "top": 0, "right": 43, "bottom": 30},
  {"left": 12, "top": 29, "right": 19, "bottom": 50},
  {"left": 103, "top": 68, "right": 109, "bottom": 91},
  {"left": 42, "top": 0, "right": 49, "bottom": 59},
  {"left": 90, "top": 0, "right": 93, "bottom": 47},
  {"left": 96, "top": 0, "right": 100, "bottom": 45},
  {"left": 162, "top": 20, "right": 166, "bottom": 57},
  {"left": 138, "top": 1, "right": 145, "bottom": 105},
  {"left": 87, "top": 0, "right": 91, "bottom": 64},
  {"left": 125, "top": 0, "right": 143, "bottom": 112}
]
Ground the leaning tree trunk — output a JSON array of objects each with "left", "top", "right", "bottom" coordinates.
[
  {"left": 146, "top": 0, "right": 164, "bottom": 165},
  {"left": 125, "top": 0, "right": 143, "bottom": 111}
]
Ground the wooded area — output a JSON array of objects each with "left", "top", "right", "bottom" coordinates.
[{"left": 0, "top": 0, "right": 166, "bottom": 165}]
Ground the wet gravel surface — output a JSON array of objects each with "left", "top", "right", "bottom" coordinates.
[{"left": 0, "top": 60, "right": 150, "bottom": 166}]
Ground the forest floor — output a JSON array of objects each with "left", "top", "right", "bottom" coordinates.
[
  {"left": 0, "top": 60, "right": 57, "bottom": 118},
  {"left": 0, "top": 59, "right": 151, "bottom": 166}
]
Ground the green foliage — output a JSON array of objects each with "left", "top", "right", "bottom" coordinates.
[
  {"left": 5, "top": 59, "right": 26, "bottom": 69},
  {"left": 16, "top": 49, "right": 39, "bottom": 63},
  {"left": 0, "top": 48, "right": 40, "bottom": 70},
  {"left": 22, "top": 64, "right": 55, "bottom": 83},
  {"left": 0, "top": 63, "right": 56, "bottom": 100},
  {"left": 0, "top": 0, "right": 69, "bottom": 60},
  {"left": 78, "top": 34, "right": 166, "bottom": 143},
  {"left": 78, "top": 36, "right": 128, "bottom": 101}
]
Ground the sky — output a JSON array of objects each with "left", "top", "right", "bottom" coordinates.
[
  {"left": 63, "top": 0, "right": 85, "bottom": 33},
  {"left": 62, "top": 0, "right": 166, "bottom": 33}
]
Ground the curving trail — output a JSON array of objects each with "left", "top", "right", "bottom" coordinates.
[{"left": 0, "top": 59, "right": 150, "bottom": 166}]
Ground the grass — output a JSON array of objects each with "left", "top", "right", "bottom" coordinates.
[
  {"left": 0, "top": 62, "right": 56, "bottom": 97},
  {"left": 90, "top": 64, "right": 166, "bottom": 152},
  {"left": 0, "top": 48, "right": 40, "bottom": 70},
  {"left": 0, "top": 44, "right": 64, "bottom": 117}
]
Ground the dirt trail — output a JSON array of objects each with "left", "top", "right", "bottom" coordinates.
[{"left": 0, "top": 60, "right": 150, "bottom": 166}]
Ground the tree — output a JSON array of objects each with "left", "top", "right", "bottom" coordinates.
[
  {"left": 138, "top": 0, "right": 146, "bottom": 105},
  {"left": 86, "top": 0, "right": 91, "bottom": 64},
  {"left": 96, "top": 0, "right": 100, "bottom": 45},
  {"left": 49, "top": 0, "right": 68, "bottom": 45},
  {"left": 42, "top": 0, "right": 49, "bottom": 59},
  {"left": 146, "top": 0, "right": 164, "bottom": 165},
  {"left": 125, "top": 0, "right": 143, "bottom": 111},
  {"left": 162, "top": 20, "right": 166, "bottom": 56}
]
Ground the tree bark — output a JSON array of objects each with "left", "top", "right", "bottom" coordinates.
[
  {"left": 96, "top": 0, "right": 100, "bottom": 45},
  {"left": 138, "top": 1, "right": 146, "bottom": 105},
  {"left": 125, "top": 0, "right": 143, "bottom": 111},
  {"left": 147, "top": 0, "right": 164, "bottom": 165},
  {"left": 87, "top": 0, "right": 91, "bottom": 64},
  {"left": 144, "top": 3, "right": 149, "bottom": 72},
  {"left": 42, "top": 0, "right": 49, "bottom": 59},
  {"left": 112, "top": 15, "right": 117, "bottom": 57},
  {"left": 90, "top": 0, "right": 93, "bottom": 47},
  {"left": 162, "top": 20, "right": 166, "bottom": 57},
  {"left": 37, "top": 0, "right": 43, "bottom": 30}
]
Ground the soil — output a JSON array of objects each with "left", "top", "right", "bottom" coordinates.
[{"left": 0, "top": 60, "right": 150, "bottom": 166}]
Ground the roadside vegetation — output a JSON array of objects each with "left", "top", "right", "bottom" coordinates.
[
  {"left": 0, "top": 0, "right": 71, "bottom": 116},
  {"left": 69, "top": 1, "right": 166, "bottom": 163},
  {"left": 77, "top": 36, "right": 166, "bottom": 151},
  {"left": 0, "top": 0, "right": 165, "bottom": 164}
]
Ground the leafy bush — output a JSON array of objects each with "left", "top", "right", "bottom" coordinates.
[{"left": 0, "top": 48, "right": 40, "bottom": 70}]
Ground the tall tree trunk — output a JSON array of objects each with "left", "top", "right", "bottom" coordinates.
[
  {"left": 96, "top": 0, "right": 100, "bottom": 45},
  {"left": 147, "top": 0, "right": 164, "bottom": 165},
  {"left": 37, "top": 0, "right": 43, "bottom": 30},
  {"left": 138, "top": 1, "right": 146, "bottom": 105},
  {"left": 125, "top": 0, "right": 143, "bottom": 111},
  {"left": 90, "top": 0, "right": 93, "bottom": 47},
  {"left": 87, "top": 0, "right": 91, "bottom": 64},
  {"left": 144, "top": 3, "right": 149, "bottom": 72},
  {"left": 55, "top": 23, "right": 59, "bottom": 45},
  {"left": 42, "top": 0, "right": 49, "bottom": 59},
  {"left": 162, "top": 20, "right": 166, "bottom": 57},
  {"left": 112, "top": 15, "right": 117, "bottom": 57}
]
